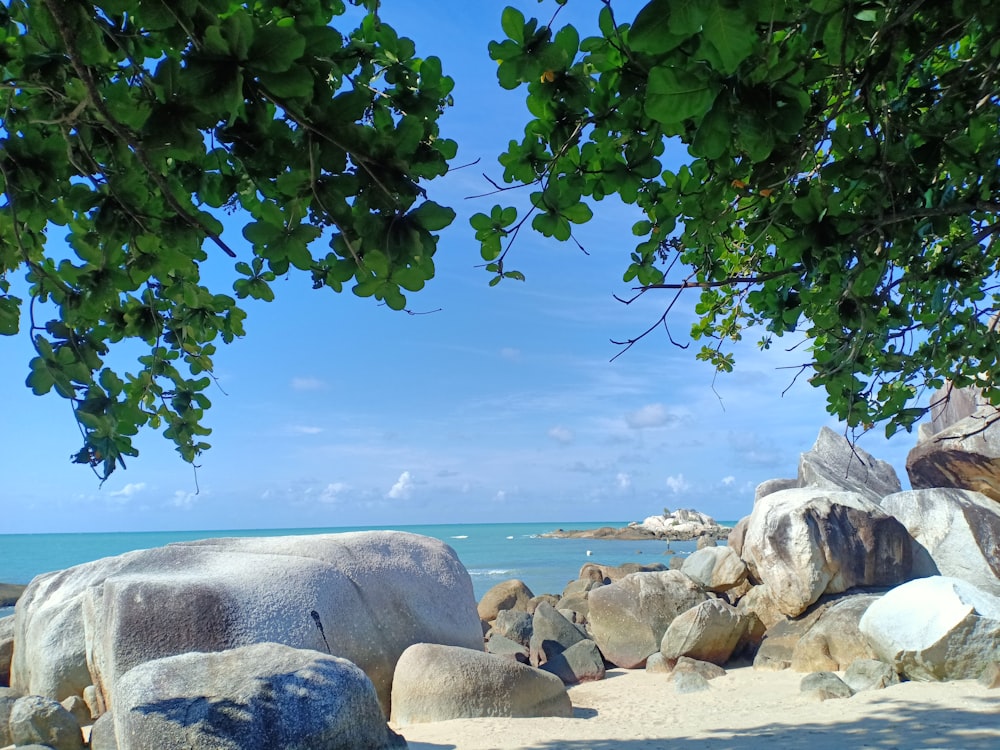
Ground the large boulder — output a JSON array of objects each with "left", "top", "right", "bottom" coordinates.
[
  {"left": 8, "top": 694, "right": 84, "bottom": 750},
  {"left": 587, "top": 570, "right": 708, "bottom": 668},
  {"left": 13, "top": 532, "right": 483, "bottom": 715},
  {"left": 755, "top": 427, "right": 901, "bottom": 504},
  {"left": 1, "top": 686, "right": 20, "bottom": 747},
  {"left": 114, "top": 642, "right": 401, "bottom": 750},
  {"left": 389, "top": 644, "right": 572, "bottom": 726},
  {"left": 681, "top": 547, "right": 748, "bottom": 593},
  {"left": 790, "top": 594, "right": 880, "bottom": 672},
  {"left": 742, "top": 488, "right": 912, "bottom": 617},
  {"left": 477, "top": 579, "right": 534, "bottom": 622},
  {"left": 539, "top": 639, "right": 606, "bottom": 685},
  {"left": 660, "top": 599, "right": 746, "bottom": 666},
  {"left": 907, "top": 409, "right": 1000, "bottom": 502},
  {"left": 529, "top": 602, "right": 587, "bottom": 667},
  {"left": 880, "top": 488, "right": 1000, "bottom": 596},
  {"left": 577, "top": 562, "right": 667, "bottom": 584},
  {"left": 859, "top": 576, "right": 1000, "bottom": 681}
]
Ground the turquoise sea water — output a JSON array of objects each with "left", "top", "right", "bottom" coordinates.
[{"left": 0, "top": 521, "right": 726, "bottom": 618}]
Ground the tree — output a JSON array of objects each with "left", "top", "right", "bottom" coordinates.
[
  {"left": 0, "top": 0, "right": 455, "bottom": 479},
  {"left": 476, "top": 0, "right": 1000, "bottom": 439},
  {"left": 3, "top": 1, "right": 1000, "bottom": 479}
]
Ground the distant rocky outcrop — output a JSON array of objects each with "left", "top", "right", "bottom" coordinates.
[
  {"left": 0, "top": 583, "right": 26, "bottom": 608},
  {"left": 544, "top": 508, "right": 730, "bottom": 542}
]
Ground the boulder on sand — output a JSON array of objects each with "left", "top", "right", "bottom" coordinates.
[
  {"left": 660, "top": 599, "right": 746, "bottom": 666},
  {"left": 742, "top": 488, "right": 912, "bottom": 617},
  {"left": 529, "top": 601, "right": 588, "bottom": 668},
  {"left": 113, "top": 642, "right": 401, "bottom": 750},
  {"left": 588, "top": 570, "right": 708, "bottom": 668},
  {"left": 879, "top": 488, "right": 1000, "bottom": 596},
  {"left": 13, "top": 532, "right": 483, "bottom": 715},
  {"left": 389, "top": 644, "right": 572, "bottom": 726},
  {"left": 859, "top": 576, "right": 1000, "bottom": 681}
]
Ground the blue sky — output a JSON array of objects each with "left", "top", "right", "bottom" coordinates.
[{"left": 2, "top": 1, "right": 918, "bottom": 534}]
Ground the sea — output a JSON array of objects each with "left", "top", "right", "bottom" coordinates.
[{"left": 0, "top": 521, "right": 729, "bottom": 619}]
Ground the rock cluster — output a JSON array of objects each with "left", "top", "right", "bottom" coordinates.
[{"left": 543, "top": 508, "right": 730, "bottom": 542}]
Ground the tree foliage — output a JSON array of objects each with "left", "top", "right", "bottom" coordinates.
[
  {"left": 4, "top": 0, "right": 1000, "bottom": 479},
  {"left": 479, "top": 0, "right": 1000, "bottom": 438},
  {"left": 0, "top": 0, "right": 455, "bottom": 478}
]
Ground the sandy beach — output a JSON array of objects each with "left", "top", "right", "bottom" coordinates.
[{"left": 397, "top": 666, "right": 1000, "bottom": 750}]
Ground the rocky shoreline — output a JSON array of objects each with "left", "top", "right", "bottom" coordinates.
[
  {"left": 0, "top": 586, "right": 24, "bottom": 610},
  {"left": 542, "top": 508, "right": 731, "bottom": 542}
]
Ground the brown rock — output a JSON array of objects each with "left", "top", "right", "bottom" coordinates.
[
  {"left": 478, "top": 579, "right": 535, "bottom": 621},
  {"left": 906, "top": 408, "right": 1000, "bottom": 502}
]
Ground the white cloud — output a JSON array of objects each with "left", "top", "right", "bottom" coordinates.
[
  {"left": 320, "top": 482, "right": 349, "bottom": 503},
  {"left": 494, "top": 490, "right": 507, "bottom": 502},
  {"left": 291, "top": 377, "right": 326, "bottom": 391},
  {"left": 387, "top": 471, "right": 414, "bottom": 500},
  {"left": 666, "top": 473, "right": 690, "bottom": 494},
  {"left": 548, "top": 425, "right": 574, "bottom": 444},
  {"left": 289, "top": 425, "right": 324, "bottom": 435},
  {"left": 625, "top": 403, "right": 678, "bottom": 429},
  {"left": 500, "top": 347, "right": 521, "bottom": 361},
  {"left": 172, "top": 490, "right": 198, "bottom": 509},
  {"left": 616, "top": 472, "right": 632, "bottom": 491},
  {"left": 721, "top": 475, "right": 736, "bottom": 486},
  {"left": 110, "top": 482, "right": 146, "bottom": 499}
]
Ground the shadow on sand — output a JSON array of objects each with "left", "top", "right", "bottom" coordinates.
[{"left": 404, "top": 697, "right": 1000, "bottom": 750}]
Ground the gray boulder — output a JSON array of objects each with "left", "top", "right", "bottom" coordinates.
[
  {"left": 491, "top": 609, "right": 533, "bottom": 649},
  {"left": 529, "top": 601, "right": 588, "bottom": 667},
  {"left": 860, "top": 576, "right": 1000, "bottom": 680},
  {"left": 979, "top": 662, "right": 1000, "bottom": 689},
  {"left": 1, "top": 686, "right": 20, "bottom": 747},
  {"left": 800, "top": 671, "right": 854, "bottom": 701},
  {"left": 681, "top": 546, "right": 748, "bottom": 592},
  {"left": 114, "top": 642, "right": 401, "bottom": 750},
  {"left": 485, "top": 633, "right": 529, "bottom": 663},
  {"left": 880, "top": 488, "right": 1000, "bottom": 596},
  {"left": 843, "top": 658, "right": 900, "bottom": 692},
  {"left": 89, "top": 711, "right": 117, "bottom": 750},
  {"left": 577, "top": 562, "right": 666, "bottom": 584},
  {"left": 389, "top": 643, "right": 572, "bottom": 726},
  {"left": 660, "top": 599, "right": 746, "bottom": 666},
  {"left": 588, "top": 571, "right": 708, "bottom": 668},
  {"left": 726, "top": 516, "right": 751, "bottom": 558},
  {"left": 798, "top": 427, "right": 902, "bottom": 502},
  {"left": 539, "top": 639, "right": 606, "bottom": 685},
  {"left": 8, "top": 694, "right": 84, "bottom": 750},
  {"left": 0, "top": 615, "right": 13, "bottom": 687},
  {"left": 673, "top": 672, "right": 711, "bottom": 693},
  {"left": 477, "top": 579, "right": 534, "bottom": 621},
  {"left": 672, "top": 656, "right": 727, "bottom": 681},
  {"left": 14, "top": 531, "right": 482, "bottom": 716},
  {"left": 754, "top": 478, "right": 799, "bottom": 504},
  {"left": 60, "top": 694, "right": 92, "bottom": 727},
  {"left": 742, "top": 488, "right": 912, "bottom": 617}
]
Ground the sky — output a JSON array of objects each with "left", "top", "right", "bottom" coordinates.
[{"left": 1, "top": 1, "right": 921, "bottom": 534}]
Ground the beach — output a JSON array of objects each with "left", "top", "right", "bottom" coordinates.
[{"left": 398, "top": 665, "right": 1000, "bottom": 749}]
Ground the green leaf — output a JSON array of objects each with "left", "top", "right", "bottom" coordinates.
[
  {"left": 645, "top": 65, "right": 720, "bottom": 124},
  {"left": 699, "top": 0, "right": 757, "bottom": 74},
  {"left": 410, "top": 201, "right": 457, "bottom": 231},
  {"left": 258, "top": 66, "right": 314, "bottom": 99},
  {"left": 691, "top": 94, "right": 731, "bottom": 158},
  {"left": 248, "top": 25, "right": 306, "bottom": 73},
  {"left": 0, "top": 296, "right": 20, "bottom": 335},
  {"left": 501, "top": 7, "right": 526, "bottom": 44},
  {"left": 669, "top": 0, "right": 710, "bottom": 35}
]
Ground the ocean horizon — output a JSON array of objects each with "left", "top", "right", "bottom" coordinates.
[{"left": 0, "top": 520, "right": 734, "bottom": 618}]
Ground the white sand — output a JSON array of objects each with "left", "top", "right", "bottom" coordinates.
[{"left": 396, "top": 666, "right": 1000, "bottom": 749}]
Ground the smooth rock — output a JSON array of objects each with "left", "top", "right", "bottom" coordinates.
[
  {"left": 859, "top": 576, "right": 1000, "bottom": 681},
  {"left": 754, "top": 478, "right": 799, "bottom": 504},
  {"left": 529, "top": 602, "right": 588, "bottom": 667},
  {"left": 742, "top": 488, "right": 912, "bottom": 617},
  {"left": 13, "top": 531, "right": 482, "bottom": 715},
  {"left": 800, "top": 671, "right": 855, "bottom": 701},
  {"left": 9, "top": 694, "right": 84, "bottom": 750},
  {"left": 979, "top": 662, "right": 1000, "bottom": 689},
  {"left": 60, "top": 694, "right": 92, "bottom": 727},
  {"left": 577, "top": 562, "right": 667, "bottom": 584},
  {"left": 645, "top": 652, "right": 673, "bottom": 674},
  {"left": 89, "top": 711, "right": 117, "bottom": 750},
  {"left": 727, "top": 516, "right": 751, "bottom": 558},
  {"left": 673, "top": 672, "right": 711, "bottom": 693},
  {"left": 114, "top": 642, "right": 400, "bottom": 750},
  {"left": 478, "top": 579, "right": 534, "bottom": 621},
  {"left": 0, "top": 686, "right": 20, "bottom": 747},
  {"left": 791, "top": 594, "right": 880, "bottom": 672},
  {"left": 660, "top": 599, "right": 746, "bottom": 666},
  {"left": 843, "top": 658, "right": 900, "bottom": 692},
  {"left": 588, "top": 571, "right": 708, "bottom": 669},
  {"left": 390, "top": 644, "right": 572, "bottom": 726},
  {"left": 671, "top": 656, "right": 727, "bottom": 681},
  {"left": 539, "top": 639, "right": 606, "bottom": 685},
  {"left": 681, "top": 546, "right": 748, "bottom": 592},
  {"left": 880, "top": 488, "right": 1000, "bottom": 596}
]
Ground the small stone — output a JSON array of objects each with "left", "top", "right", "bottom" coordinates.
[
  {"left": 673, "top": 671, "right": 711, "bottom": 693},
  {"left": 800, "top": 671, "right": 855, "bottom": 701},
  {"left": 9, "top": 694, "right": 85, "bottom": 750}
]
